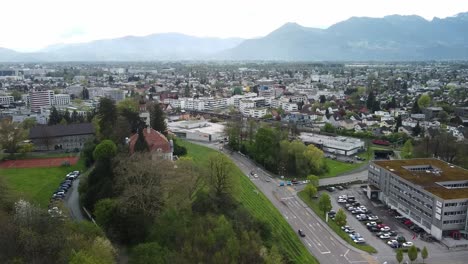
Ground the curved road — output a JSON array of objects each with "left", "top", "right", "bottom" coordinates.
[
  {"left": 65, "top": 176, "right": 86, "bottom": 221},
  {"left": 191, "top": 141, "right": 378, "bottom": 264}
]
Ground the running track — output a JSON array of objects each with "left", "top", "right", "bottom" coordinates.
[{"left": 0, "top": 157, "right": 79, "bottom": 168}]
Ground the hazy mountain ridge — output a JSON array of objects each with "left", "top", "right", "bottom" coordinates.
[
  {"left": 222, "top": 12, "right": 468, "bottom": 61},
  {"left": 1, "top": 12, "right": 468, "bottom": 61}
]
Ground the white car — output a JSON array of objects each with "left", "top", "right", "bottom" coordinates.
[
  {"left": 380, "top": 234, "right": 391, "bottom": 239},
  {"left": 367, "top": 215, "right": 379, "bottom": 221},
  {"left": 387, "top": 239, "right": 398, "bottom": 246},
  {"left": 339, "top": 195, "right": 347, "bottom": 200},
  {"left": 341, "top": 225, "right": 351, "bottom": 231},
  {"left": 338, "top": 199, "right": 347, "bottom": 203},
  {"left": 380, "top": 226, "right": 391, "bottom": 232},
  {"left": 253, "top": 174, "right": 258, "bottom": 178},
  {"left": 354, "top": 237, "right": 365, "bottom": 244},
  {"left": 402, "top": 242, "right": 414, "bottom": 248},
  {"left": 366, "top": 222, "right": 377, "bottom": 227},
  {"left": 347, "top": 206, "right": 355, "bottom": 211}
]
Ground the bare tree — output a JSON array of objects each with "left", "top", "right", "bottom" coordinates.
[{"left": 37, "top": 126, "right": 54, "bottom": 151}]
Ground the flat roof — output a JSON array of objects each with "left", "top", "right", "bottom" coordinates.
[{"left": 373, "top": 159, "right": 468, "bottom": 200}]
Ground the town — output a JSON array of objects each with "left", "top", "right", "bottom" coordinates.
[{"left": 1, "top": 61, "right": 468, "bottom": 264}]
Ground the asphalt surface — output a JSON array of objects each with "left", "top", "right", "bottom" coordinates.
[
  {"left": 194, "top": 141, "right": 377, "bottom": 264},
  {"left": 65, "top": 177, "right": 85, "bottom": 221}
]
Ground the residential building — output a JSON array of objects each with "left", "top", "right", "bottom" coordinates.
[
  {"left": 53, "top": 94, "right": 71, "bottom": 106},
  {"left": 0, "top": 96, "right": 14, "bottom": 105},
  {"left": 128, "top": 127, "right": 173, "bottom": 161},
  {"left": 30, "top": 90, "right": 54, "bottom": 112},
  {"left": 367, "top": 159, "right": 468, "bottom": 240}
]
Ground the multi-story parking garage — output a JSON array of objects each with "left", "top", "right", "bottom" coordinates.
[{"left": 367, "top": 159, "right": 468, "bottom": 240}]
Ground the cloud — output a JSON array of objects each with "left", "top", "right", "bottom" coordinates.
[{"left": 59, "top": 27, "right": 87, "bottom": 39}]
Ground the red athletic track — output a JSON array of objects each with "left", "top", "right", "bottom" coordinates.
[{"left": 0, "top": 157, "right": 79, "bottom": 169}]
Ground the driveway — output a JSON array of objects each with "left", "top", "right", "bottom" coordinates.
[{"left": 65, "top": 176, "right": 85, "bottom": 221}]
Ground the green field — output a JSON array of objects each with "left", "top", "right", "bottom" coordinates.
[
  {"left": 298, "top": 191, "right": 377, "bottom": 254},
  {"left": 0, "top": 159, "right": 85, "bottom": 208},
  {"left": 322, "top": 159, "right": 363, "bottom": 178},
  {"left": 179, "top": 141, "right": 319, "bottom": 264}
]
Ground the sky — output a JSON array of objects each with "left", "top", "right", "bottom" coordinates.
[{"left": 2, "top": 0, "right": 468, "bottom": 52}]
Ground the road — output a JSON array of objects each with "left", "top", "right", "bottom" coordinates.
[
  {"left": 65, "top": 176, "right": 85, "bottom": 221},
  {"left": 193, "top": 141, "right": 377, "bottom": 264}
]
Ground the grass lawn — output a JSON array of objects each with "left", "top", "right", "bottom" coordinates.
[
  {"left": 298, "top": 191, "right": 377, "bottom": 254},
  {"left": 322, "top": 158, "right": 363, "bottom": 178},
  {"left": 179, "top": 141, "right": 319, "bottom": 264},
  {"left": 0, "top": 159, "right": 86, "bottom": 208}
]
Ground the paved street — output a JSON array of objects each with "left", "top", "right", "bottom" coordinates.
[
  {"left": 193, "top": 141, "right": 377, "bottom": 264},
  {"left": 65, "top": 176, "right": 85, "bottom": 221}
]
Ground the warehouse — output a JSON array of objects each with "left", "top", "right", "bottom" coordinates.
[
  {"left": 299, "top": 133, "right": 364, "bottom": 156},
  {"left": 167, "top": 120, "right": 225, "bottom": 142}
]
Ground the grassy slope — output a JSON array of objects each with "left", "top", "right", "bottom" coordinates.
[
  {"left": 298, "top": 191, "right": 377, "bottom": 254},
  {"left": 0, "top": 159, "right": 85, "bottom": 208},
  {"left": 179, "top": 141, "right": 319, "bottom": 264},
  {"left": 322, "top": 158, "right": 363, "bottom": 178}
]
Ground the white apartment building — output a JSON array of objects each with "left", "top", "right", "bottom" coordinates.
[
  {"left": 0, "top": 96, "right": 14, "bottom": 105},
  {"left": 53, "top": 94, "right": 71, "bottom": 106},
  {"left": 282, "top": 102, "right": 299, "bottom": 112},
  {"left": 30, "top": 90, "right": 54, "bottom": 112},
  {"left": 88, "top": 87, "right": 125, "bottom": 102},
  {"left": 242, "top": 108, "right": 267, "bottom": 118}
]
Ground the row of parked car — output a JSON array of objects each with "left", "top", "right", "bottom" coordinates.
[
  {"left": 336, "top": 194, "right": 413, "bottom": 248},
  {"left": 48, "top": 170, "right": 80, "bottom": 217}
]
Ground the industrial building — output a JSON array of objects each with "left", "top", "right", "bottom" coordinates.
[
  {"left": 299, "top": 133, "right": 364, "bottom": 156},
  {"left": 168, "top": 120, "right": 225, "bottom": 142},
  {"left": 368, "top": 159, "right": 468, "bottom": 241}
]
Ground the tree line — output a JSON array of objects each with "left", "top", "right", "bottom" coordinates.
[
  {"left": 48, "top": 106, "right": 94, "bottom": 126},
  {"left": 226, "top": 120, "right": 328, "bottom": 178}
]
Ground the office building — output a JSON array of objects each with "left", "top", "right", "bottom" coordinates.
[
  {"left": 368, "top": 159, "right": 468, "bottom": 240},
  {"left": 0, "top": 96, "right": 14, "bottom": 105}
]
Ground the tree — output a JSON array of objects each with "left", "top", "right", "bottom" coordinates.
[
  {"left": 319, "top": 95, "right": 326, "bottom": 104},
  {"left": 129, "top": 242, "right": 170, "bottom": 264},
  {"left": 0, "top": 119, "right": 26, "bottom": 153},
  {"left": 411, "top": 97, "right": 421, "bottom": 114},
  {"left": 208, "top": 153, "right": 237, "bottom": 199},
  {"left": 304, "top": 184, "right": 317, "bottom": 199},
  {"left": 97, "top": 97, "right": 117, "bottom": 140},
  {"left": 412, "top": 121, "right": 422, "bottom": 137},
  {"left": 134, "top": 128, "right": 149, "bottom": 152},
  {"left": 318, "top": 193, "right": 332, "bottom": 215},
  {"left": 323, "top": 123, "right": 336, "bottom": 133},
  {"left": 366, "top": 91, "right": 375, "bottom": 110},
  {"left": 334, "top": 209, "right": 347, "bottom": 227},
  {"left": 233, "top": 87, "right": 243, "bottom": 95},
  {"left": 93, "top": 140, "right": 117, "bottom": 162},
  {"left": 307, "top": 175, "right": 319, "bottom": 188},
  {"left": 11, "top": 90, "right": 22, "bottom": 101},
  {"left": 21, "top": 118, "right": 37, "bottom": 131},
  {"left": 63, "top": 109, "right": 71, "bottom": 124},
  {"left": 418, "top": 94, "right": 431, "bottom": 109},
  {"left": 48, "top": 106, "right": 61, "bottom": 125},
  {"left": 71, "top": 110, "right": 79, "bottom": 123},
  {"left": 94, "top": 198, "right": 118, "bottom": 230},
  {"left": 264, "top": 245, "right": 283, "bottom": 264},
  {"left": 407, "top": 245, "right": 418, "bottom": 264},
  {"left": 401, "top": 140, "right": 413, "bottom": 159},
  {"left": 149, "top": 103, "right": 167, "bottom": 135},
  {"left": 437, "top": 110, "right": 449, "bottom": 124},
  {"left": 421, "top": 246, "right": 428, "bottom": 263},
  {"left": 396, "top": 249, "right": 403, "bottom": 264},
  {"left": 395, "top": 115, "right": 402, "bottom": 132},
  {"left": 82, "top": 87, "right": 90, "bottom": 100}
]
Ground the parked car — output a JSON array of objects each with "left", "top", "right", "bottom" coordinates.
[
  {"left": 368, "top": 226, "right": 380, "bottom": 232},
  {"left": 336, "top": 185, "right": 344, "bottom": 190},
  {"left": 367, "top": 215, "right": 379, "bottom": 221},
  {"left": 402, "top": 242, "right": 414, "bottom": 248},
  {"left": 338, "top": 198, "right": 347, "bottom": 203},
  {"left": 354, "top": 237, "right": 366, "bottom": 244},
  {"left": 279, "top": 181, "right": 285, "bottom": 187},
  {"left": 366, "top": 222, "right": 377, "bottom": 227},
  {"left": 379, "top": 234, "right": 391, "bottom": 240},
  {"left": 327, "top": 186, "right": 335, "bottom": 192},
  {"left": 339, "top": 195, "right": 347, "bottom": 200},
  {"left": 298, "top": 229, "right": 306, "bottom": 237},
  {"left": 341, "top": 225, "right": 351, "bottom": 231},
  {"left": 381, "top": 227, "right": 391, "bottom": 232},
  {"left": 286, "top": 181, "right": 292, "bottom": 186}
]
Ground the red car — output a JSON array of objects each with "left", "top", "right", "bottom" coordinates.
[
  {"left": 372, "top": 139, "right": 391, "bottom": 146},
  {"left": 404, "top": 220, "right": 413, "bottom": 226}
]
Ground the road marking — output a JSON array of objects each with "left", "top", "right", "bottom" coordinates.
[{"left": 321, "top": 251, "right": 331, "bottom": 254}]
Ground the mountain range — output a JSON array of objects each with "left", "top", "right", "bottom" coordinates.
[{"left": 2, "top": 12, "right": 468, "bottom": 62}]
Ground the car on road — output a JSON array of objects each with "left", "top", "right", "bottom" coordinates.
[
  {"left": 298, "top": 229, "right": 306, "bottom": 237},
  {"left": 402, "top": 242, "right": 414, "bottom": 248}
]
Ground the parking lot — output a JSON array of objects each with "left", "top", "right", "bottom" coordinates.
[{"left": 328, "top": 185, "right": 449, "bottom": 260}]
